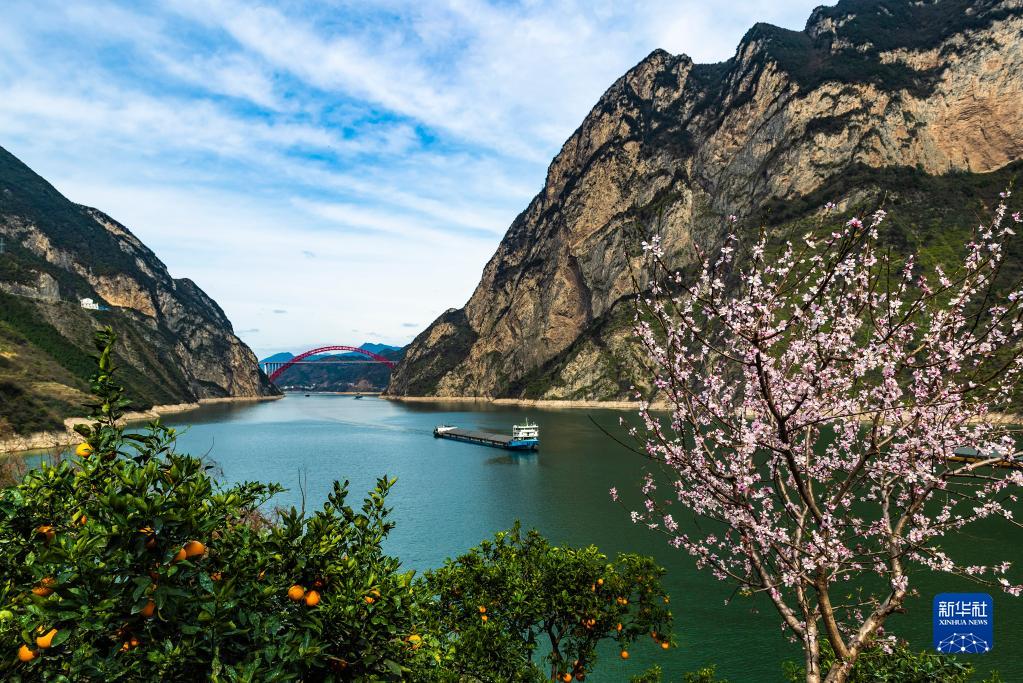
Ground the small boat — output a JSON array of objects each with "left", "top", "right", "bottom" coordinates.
[
  {"left": 434, "top": 420, "right": 539, "bottom": 451},
  {"left": 354, "top": 394, "right": 363, "bottom": 399}
]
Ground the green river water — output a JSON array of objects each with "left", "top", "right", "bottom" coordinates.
[{"left": 65, "top": 395, "right": 1023, "bottom": 680}]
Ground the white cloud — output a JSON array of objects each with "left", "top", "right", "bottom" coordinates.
[{"left": 0, "top": 0, "right": 824, "bottom": 353}]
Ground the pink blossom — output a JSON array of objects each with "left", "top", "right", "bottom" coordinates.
[{"left": 624, "top": 190, "right": 1023, "bottom": 677}]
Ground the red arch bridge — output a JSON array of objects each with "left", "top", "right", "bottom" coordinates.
[{"left": 260, "top": 345, "right": 396, "bottom": 383}]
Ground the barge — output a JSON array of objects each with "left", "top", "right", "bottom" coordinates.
[{"left": 434, "top": 421, "right": 539, "bottom": 451}]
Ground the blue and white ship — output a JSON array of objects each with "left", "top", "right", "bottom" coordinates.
[{"left": 433, "top": 420, "right": 540, "bottom": 451}]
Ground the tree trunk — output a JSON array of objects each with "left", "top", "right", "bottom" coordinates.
[
  {"left": 804, "top": 620, "right": 822, "bottom": 683},
  {"left": 823, "top": 659, "right": 854, "bottom": 683}
]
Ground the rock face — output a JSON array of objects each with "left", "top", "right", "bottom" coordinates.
[
  {"left": 388, "top": 0, "right": 1023, "bottom": 400},
  {"left": 0, "top": 145, "right": 276, "bottom": 433}
]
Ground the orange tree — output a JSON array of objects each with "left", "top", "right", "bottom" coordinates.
[
  {"left": 0, "top": 328, "right": 675, "bottom": 680},
  {"left": 424, "top": 525, "right": 674, "bottom": 682},
  {"left": 0, "top": 328, "right": 439, "bottom": 681}
]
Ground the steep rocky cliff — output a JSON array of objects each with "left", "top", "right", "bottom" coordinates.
[
  {"left": 388, "top": 0, "right": 1023, "bottom": 400},
  {"left": 0, "top": 146, "right": 277, "bottom": 434}
]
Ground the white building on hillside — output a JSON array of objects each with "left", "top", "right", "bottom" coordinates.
[{"left": 80, "top": 297, "right": 100, "bottom": 310}]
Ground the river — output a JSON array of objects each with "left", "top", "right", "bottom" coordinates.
[{"left": 94, "top": 395, "right": 1023, "bottom": 680}]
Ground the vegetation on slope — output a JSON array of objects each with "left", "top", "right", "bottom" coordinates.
[
  {"left": 0, "top": 292, "right": 192, "bottom": 434},
  {"left": 739, "top": 0, "right": 1020, "bottom": 97}
]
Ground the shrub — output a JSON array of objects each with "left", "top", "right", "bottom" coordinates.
[
  {"left": 425, "top": 524, "right": 673, "bottom": 681},
  {"left": 0, "top": 328, "right": 436, "bottom": 681}
]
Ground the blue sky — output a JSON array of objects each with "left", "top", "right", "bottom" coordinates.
[{"left": 0, "top": 0, "right": 822, "bottom": 357}]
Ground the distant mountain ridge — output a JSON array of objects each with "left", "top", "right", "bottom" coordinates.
[
  {"left": 0, "top": 145, "right": 277, "bottom": 436},
  {"left": 260, "top": 343, "right": 401, "bottom": 364},
  {"left": 388, "top": 0, "right": 1023, "bottom": 401},
  {"left": 262, "top": 345, "right": 404, "bottom": 392}
]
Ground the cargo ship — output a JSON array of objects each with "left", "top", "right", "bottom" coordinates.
[{"left": 433, "top": 421, "right": 539, "bottom": 451}]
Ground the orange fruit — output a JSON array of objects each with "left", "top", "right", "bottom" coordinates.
[
  {"left": 140, "top": 601, "right": 156, "bottom": 618},
  {"left": 17, "top": 644, "right": 36, "bottom": 662},
  {"left": 561, "top": 674, "right": 573, "bottom": 682},
  {"left": 183, "top": 541, "right": 206, "bottom": 558},
  {"left": 40, "top": 577, "right": 57, "bottom": 588},
  {"left": 305, "top": 590, "right": 321, "bottom": 607},
  {"left": 119, "top": 642, "right": 130, "bottom": 653},
  {"left": 620, "top": 650, "right": 629, "bottom": 660},
  {"left": 35, "top": 629, "right": 57, "bottom": 649},
  {"left": 76, "top": 515, "right": 87, "bottom": 526},
  {"left": 171, "top": 548, "right": 187, "bottom": 563},
  {"left": 597, "top": 578, "right": 604, "bottom": 586},
  {"left": 75, "top": 443, "right": 93, "bottom": 458},
  {"left": 32, "top": 586, "right": 53, "bottom": 598},
  {"left": 287, "top": 585, "right": 305, "bottom": 601},
  {"left": 364, "top": 596, "right": 375, "bottom": 605},
  {"left": 481, "top": 614, "right": 488, "bottom": 623},
  {"left": 478, "top": 605, "right": 486, "bottom": 614},
  {"left": 661, "top": 641, "right": 670, "bottom": 650},
  {"left": 129, "top": 636, "right": 140, "bottom": 648},
  {"left": 616, "top": 622, "right": 623, "bottom": 632},
  {"left": 36, "top": 526, "right": 55, "bottom": 543}
]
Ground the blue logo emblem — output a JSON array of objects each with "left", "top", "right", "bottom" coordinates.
[{"left": 933, "top": 593, "right": 993, "bottom": 654}]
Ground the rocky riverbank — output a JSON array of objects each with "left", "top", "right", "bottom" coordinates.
[{"left": 0, "top": 395, "right": 283, "bottom": 455}]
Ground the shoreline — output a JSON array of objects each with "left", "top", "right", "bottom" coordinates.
[
  {"left": 0, "top": 395, "right": 283, "bottom": 455},
  {"left": 284, "top": 391, "right": 382, "bottom": 396},
  {"left": 383, "top": 395, "right": 661, "bottom": 410},
  {"left": 383, "top": 395, "right": 1020, "bottom": 422}
]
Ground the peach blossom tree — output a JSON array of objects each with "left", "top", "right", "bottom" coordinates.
[{"left": 624, "top": 198, "right": 1023, "bottom": 683}]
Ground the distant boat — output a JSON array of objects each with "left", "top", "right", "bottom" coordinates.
[
  {"left": 433, "top": 420, "right": 539, "bottom": 451},
  {"left": 354, "top": 394, "right": 363, "bottom": 399}
]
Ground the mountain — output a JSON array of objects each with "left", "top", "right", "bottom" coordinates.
[
  {"left": 359, "top": 343, "right": 400, "bottom": 354},
  {"left": 387, "top": 0, "right": 1023, "bottom": 401},
  {"left": 0, "top": 146, "right": 277, "bottom": 435},
  {"left": 260, "top": 352, "right": 294, "bottom": 363}
]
